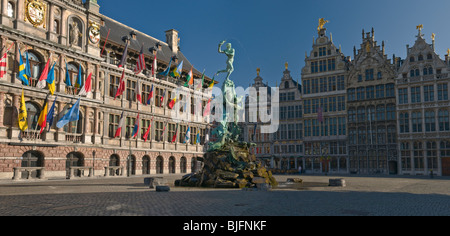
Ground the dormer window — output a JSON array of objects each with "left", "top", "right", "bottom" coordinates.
[
  {"left": 410, "top": 56, "right": 415, "bottom": 62},
  {"left": 418, "top": 55, "right": 424, "bottom": 61}
]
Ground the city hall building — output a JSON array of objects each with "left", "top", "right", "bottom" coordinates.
[{"left": 0, "top": 0, "right": 213, "bottom": 180}]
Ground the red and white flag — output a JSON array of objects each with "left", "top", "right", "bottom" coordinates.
[
  {"left": 0, "top": 42, "right": 14, "bottom": 79},
  {"left": 135, "top": 78, "right": 141, "bottom": 103},
  {"left": 143, "top": 116, "right": 153, "bottom": 142},
  {"left": 134, "top": 44, "right": 146, "bottom": 75},
  {"left": 114, "top": 112, "right": 125, "bottom": 138},
  {"left": 78, "top": 72, "right": 92, "bottom": 96},
  {"left": 114, "top": 69, "right": 126, "bottom": 100},
  {"left": 152, "top": 53, "right": 157, "bottom": 79},
  {"left": 36, "top": 56, "right": 51, "bottom": 89}
]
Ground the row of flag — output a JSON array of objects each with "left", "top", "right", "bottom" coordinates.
[
  {"left": 18, "top": 88, "right": 81, "bottom": 134},
  {"left": 112, "top": 111, "right": 204, "bottom": 144}
]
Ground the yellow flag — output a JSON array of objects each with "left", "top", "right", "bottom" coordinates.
[{"left": 18, "top": 89, "right": 28, "bottom": 131}]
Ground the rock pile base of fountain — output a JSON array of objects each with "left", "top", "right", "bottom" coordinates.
[{"left": 175, "top": 142, "right": 278, "bottom": 189}]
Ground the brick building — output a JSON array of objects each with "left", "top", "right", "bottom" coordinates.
[{"left": 0, "top": 0, "right": 213, "bottom": 180}]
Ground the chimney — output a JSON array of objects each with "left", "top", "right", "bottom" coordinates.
[{"left": 165, "top": 29, "right": 179, "bottom": 54}]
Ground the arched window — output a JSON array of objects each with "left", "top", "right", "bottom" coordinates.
[
  {"left": 109, "top": 154, "right": 120, "bottom": 166},
  {"left": 25, "top": 102, "right": 40, "bottom": 130},
  {"left": 127, "top": 155, "right": 136, "bottom": 176},
  {"left": 427, "top": 54, "right": 433, "bottom": 60},
  {"left": 21, "top": 151, "right": 44, "bottom": 179},
  {"left": 66, "top": 152, "right": 84, "bottom": 178},
  {"left": 156, "top": 156, "right": 164, "bottom": 174},
  {"left": 410, "top": 56, "right": 415, "bottom": 62},
  {"left": 142, "top": 155, "right": 150, "bottom": 175},
  {"left": 180, "top": 156, "right": 187, "bottom": 173},
  {"left": 169, "top": 156, "right": 175, "bottom": 174},
  {"left": 418, "top": 55, "right": 424, "bottom": 61},
  {"left": 22, "top": 51, "right": 42, "bottom": 87}
]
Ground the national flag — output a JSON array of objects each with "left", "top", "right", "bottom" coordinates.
[
  {"left": 17, "top": 48, "right": 29, "bottom": 85},
  {"left": 203, "top": 98, "right": 212, "bottom": 116},
  {"left": 157, "top": 57, "right": 172, "bottom": 77},
  {"left": 64, "top": 61, "right": 72, "bottom": 87},
  {"left": 143, "top": 116, "right": 153, "bottom": 142},
  {"left": 160, "top": 89, "right": 166, "bottom": 107},
  {"left": 78, "top": 72, "right": 92, "bottom": 96},
  {"left": 171, "top": 123, "right": 178, "bottom": 143},
  {"left": 131, "top": 113, "right": 140, "bottom": 138},
  {"left": 170, "top": 60, "right": 183, "bottom": 78},
  {"left": 208, "top": 77, "right": 215, "bottom": 90},
  {"left": 56, "top": 98, "right": 81, "bottom": 129},
  {"left": 195, "top": 70, "right": 205, "bottom": 90},
  {"left": 46, "top": 96, "right": 57, "bottom": 131},
  {"left": 168, "top": 95, "right": 177, "bottom": 109},
  {"left": 74, "top": 64, "right": 82, "bottom": 90},
  {"left": 118, "top": 40, "right": 129, "bottom": 68},
  {"left": 135, "top": 78, "right": 142, "bottom": 103},
  {"left": 196, "top": 129, "right": 201, "bottom": 144},
  {"left": 25, "top": 51, "right": 32, "bottom": 83},
  {"left": 37, "top": 96, "right": 49, "bottom": 134},
  {"left": 47, "top": 62, "right": 57, "bottom": 95},
  {"left": 115, "top": 69, "right": 126, "bottom": 100},
  {"left": 183, "top": 67, "right": 193, "bottom": 87},
  {"left": 184, "top": 126, "right": 190, "bottom": 143},
  {"left": 18, "top": 89, "right": 28, "bottom": 131},
  {"left": 152, "top": 54, "right": 157, "bottom": 78},
  {"left": 36, "top": 56, "right": 51, "bottom": 89},
  {"left": 317, "top": 106, "right": 323, "bottom": 123},
  {"left": 146, "top": 84, "right": 154, "bottom": 105},
  {"left": 134, "top": 44, "right": 146, "bottom": 75},
  {"left": 114, "top": 111, "right": 125, "bottom": 138},
  {"left": 0, "top": 42, "right": 14, "bottom": 79}
]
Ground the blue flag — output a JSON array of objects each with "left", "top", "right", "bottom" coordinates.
[
  {"left": 184, "top": 126, "right": 190, "bottom": 143},
  {"left": 157, "top": 57, "right": 172, "bottom": 76},
  {"left": 65, "top": 62, "right": 72, "bottom": 87},
  {"left": 25, "top": 51, "right": 31, "bottom": 79},
  {"left": 17, "top": 48, "right": 29, "bottom": 85},
  {"left": 56, "top": 98, "right": 80, "bottom": 128},
  {"left": 46, "top": 96, "right": 57, "bottom": 131}
]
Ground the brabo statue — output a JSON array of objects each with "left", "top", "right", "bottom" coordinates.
[
  {"left": 176, "top": 40, "right": 277, "bottom": 189},
  {"left": 215, "top": 40, "right": 235, "bottom": 81}
]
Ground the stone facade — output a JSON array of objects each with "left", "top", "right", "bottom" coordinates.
[
  {"left": 395, "top": 27, "right": 450, "bottom": 176},
  {"left": 347, "top": 29, "right": 398, "bottom": 174},
  {"left": 0, "top": 0, "right": 212, "bottom": 180}
]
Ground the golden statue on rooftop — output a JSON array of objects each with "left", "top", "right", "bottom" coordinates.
[
  {"left": 416, "top": 24, "right": 423, "bottom": 31},
  {"left": 318, "top": 18, "right": 329, "bottom": 32}
]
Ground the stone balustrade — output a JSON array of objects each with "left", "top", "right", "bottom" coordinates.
[{"left": 12, "top": 167, "right": 45, "bottom": 180}]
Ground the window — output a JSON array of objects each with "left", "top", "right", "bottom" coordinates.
[
  {"left": 438, "top": 83, "right": 448, "bottom": 101},
  {"left": 126, "top": 80, "right": 136, "bottom": 102},
  {"left": 418, "top": 55, "right": 424, "bottom": 61},
  {"left": 367, "top": 106, "right": 375, "bottom": 122},
  {"left": 377, "top": 126, "right": 386, "bottom": 145},
  {"left": 108, "top": 114, "right": 120, "bottom": 138},
  {"left": 387, "top": 126, "right": 396, "bottom": 144},
  {"left": 398, "top": 88, "right": 408, "bottom": 104},
  {"left": 328, "top": 59, "right": 335, "bottom": 71},
  {"left": 311, "top": 62, "right": 318, "bottom": 74},
  {"left": 167, "top": 123, "right": 176, "bottom": 142},
  {"left": 319, "top": 78, "right": 327, "bottom": 93},
  {"left": 425, "top": 111, "right": 436, "bottom": 132},
  {"left": 125, "top": 116, "right": 136, "bottom": 138},
  {"left": 376, "top": 105, "right": 385, "bottom": 121},
  {"left": 399, "top": 113, "right": 409, "bottom": 133},
  {"left": 410, "top": 56, "right": 415, "bottom": 62},
  {"left": 348, "top": 88, "right": 355, "bottom": 101},
  {"left": 53, "top": 20, "right": 60, "bottom": 34},
  {"left": 410, "top": 87, "right": 421, "bottom": 103},
  {"left": 411, "top": 112, "right": 422, "bottom": 132},
  {"left": 155, "top": 87, "right": 163, "bottom": 107},
  {"left": 22, "top": 51, "right": 42, "bottom": 87},
  {"left": 358, "top": 74, "right": 362, "bottom": 82},
  {"left": 357, "top": 87, "right": 365, "bottom": 101},
  {"left": 365, "top": 69, "right": 374, "bottom": 81},
  {"left": 439, "top": 110, "right": 450, "bottom": 131},
  {"left": 109, "top": 74, "right": 120, "bottom": 98},
  {"left": 427, "top": 141, "right": 438, "bottom": 171},
  {"left": 155, "top": 121, "right": 164, "bottom": 141},
  {"left": 337, "top": 75, "right": 345, "bottom": 90},
  {"left": 319, "top": 60, "right": 326, "bottom": 72},
  {"left": 328, "top": 76, "right": 336, "bottom": 91},
  {"left": 401, "top": 142, "right": 411, "bottom": 171},
  {"left": 142, "top": 84, "right": 152, "bottom": 105},
  {"left": 386, "top": 104, "right": 395, "bottom": 120},
  {"left": 348, "top": 109, "right": 356, "bottom": 123},
  {"left": 424, "top": 85, "right": 434, "bottom": 102},
  {"left": 338, "top": 117, "right": 346, "bottom": 135},
  {"left": 377, "top": 71, "right": 382, "bottom": 80},
  {"left": 386, "top": 84, "right": 395, "bottom": 97},
  {"left": 427, "top": 54, "right": 433, "bottom": 60},
  {"left": 440, "top": 141, "right": 450, "bottom": 158},
  {"left": 413, "top": 142, "right": 424, "bottom": 171},
  {"left": 141, "top": 119, "right": 152, "bottom": 140},
  {"left": 284, "top": 81, "right": 289, "bottom": 89},
  {"left": 366, "top": 86, "right": 375, "bottom": 99},
  {"left": 337, "top": 96, "right": 345, "bottom": 111},
  {"left": 376, "top": 84, "right": 384, "bottom": 98},
  {"left": 319, "top": 47, "right": 326, "bottom": 57},
  {"left": 357, "top": 107, "right": 365, "bottom": 123}
]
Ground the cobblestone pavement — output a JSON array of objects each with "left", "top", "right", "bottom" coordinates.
[{"left": 0, "top": 174, "right": 449, "bottom": 216}]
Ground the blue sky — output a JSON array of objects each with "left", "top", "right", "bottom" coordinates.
[{"left": 100, "top": 0, "right": 450, "bottom": 88}]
